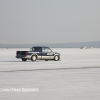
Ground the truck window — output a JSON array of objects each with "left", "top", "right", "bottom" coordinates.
[
  {"left": 42, "top": 47, "right": 52, "bottom": 52},
  {"left": 30, "top": 47, "right": 41, "bottom": 52}
]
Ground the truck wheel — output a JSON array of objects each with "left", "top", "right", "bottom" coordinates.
[
  {"left": 31, "top": 55, "right": 37, "bottom": 61},
  {"left": 22, "top": 58, "right": 27, "bottom": 61},
  {"left": 45, "top": 59, "right": 48, "bottom": 61},
  {"left": 54, "top": 55, "right": 59, "bottom": 61}
]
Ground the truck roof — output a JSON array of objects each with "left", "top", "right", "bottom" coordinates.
[{"left": 31, "top": 46, "right": 49, "bottom": 48}]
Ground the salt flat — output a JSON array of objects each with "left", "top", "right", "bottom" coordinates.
[{"left": 0, "top": 48, "right": 100, "bottom": 100}]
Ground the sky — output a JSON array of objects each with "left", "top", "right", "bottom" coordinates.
[{"left": 0, "top": 0, "right": 100, "bottom": 44}]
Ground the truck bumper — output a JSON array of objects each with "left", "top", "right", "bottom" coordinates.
[{"left": 16, "top": 55, "right": 31, "bottom": 59}]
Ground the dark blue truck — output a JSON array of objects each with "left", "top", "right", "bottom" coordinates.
[{"left": 16, "top": 46, "right": 61, "bottom": 61}]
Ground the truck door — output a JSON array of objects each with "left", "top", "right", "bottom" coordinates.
[
  {"left": 30, "top": 47, "right": 42, "bottom": 59},
  {"left": 34, "top": 47, "right": 42, "bottom": 59},
  {"left": 42, "top": 47, "right": 54, "bottom": 59}
]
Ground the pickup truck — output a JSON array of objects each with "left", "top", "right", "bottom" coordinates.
[{"left": 16, "top": 46, "right": 61, "bottom": 61}]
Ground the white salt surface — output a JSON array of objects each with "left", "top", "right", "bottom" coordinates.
[{"left": 0, "top": 48, "right": 100, "bottom": 100}]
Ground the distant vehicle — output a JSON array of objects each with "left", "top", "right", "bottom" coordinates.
[
  {"left": 16, "top": 46, "right": 61, "bottom": 61},
  {"left": 80, "top": 46, "right": 87, "bottom": 49}
]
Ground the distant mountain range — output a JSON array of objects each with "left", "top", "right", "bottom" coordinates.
[{"left": 0, "top": 41, "right": 100, "bottom": 48}]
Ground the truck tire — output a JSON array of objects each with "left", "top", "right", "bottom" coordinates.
[
  {"left": 22, "top": 58, "right": 27, "bottom": 61},
  {"left": 54, "top": 55, "right": 59, "bottom": 61},
  {"left": 31, "top": 55, "right": 37, "bottom": 61}
]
